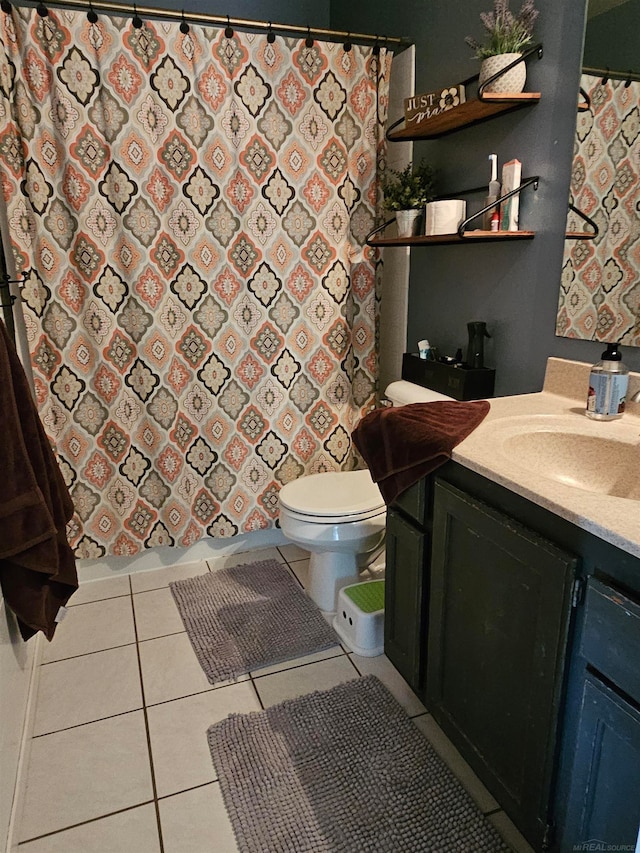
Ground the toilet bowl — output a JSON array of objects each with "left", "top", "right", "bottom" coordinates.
[
  {"left": 278, "top": 380, "right": 454, "bottom": 613},
  {"left": 279, "top": 469, "right": 386, "bottom": 613}
]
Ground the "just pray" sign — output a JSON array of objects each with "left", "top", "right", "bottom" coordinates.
[{"left": 404, "top": 85, "right": 466, "bottom": 126}]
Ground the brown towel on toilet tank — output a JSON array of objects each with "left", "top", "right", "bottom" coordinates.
[
  {"left": 0, "top": 319, "right": 78, "bottom": 641},
  {"left": 351, "top": 400, "right": 490, "bottom": 504}
]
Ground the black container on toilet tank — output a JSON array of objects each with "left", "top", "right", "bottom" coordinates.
[
  {"left": 401, "top": 319, "right": 495, "bottom": 401},
  {"left": 466, "top": 321, "right": 491, "bottom": 369}
]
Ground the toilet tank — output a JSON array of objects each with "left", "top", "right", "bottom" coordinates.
[{"left": 384, "top": 379, "right": 454, "bottom": 406}]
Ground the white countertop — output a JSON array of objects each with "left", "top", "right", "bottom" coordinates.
[{"left": 450, "top": 358, "right": 640, "bottom": 559}]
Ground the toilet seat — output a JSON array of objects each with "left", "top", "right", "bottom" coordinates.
[{"left": 279, "top": 469, "right": 385, "bottom": 524}]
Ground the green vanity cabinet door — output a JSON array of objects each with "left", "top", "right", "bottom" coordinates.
[
  {"left": 427, "top": 479, "right": 578, "bottom": 850},
  {"left": 384, "top": 507, "right": 428, "bottom": 693},
  {"left": 561, "top": 674, "right": 640, "bottom": 852}
]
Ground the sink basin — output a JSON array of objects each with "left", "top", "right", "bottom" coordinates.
[{"left": 493, "top": 415, "right": 640, "bottom": 500}]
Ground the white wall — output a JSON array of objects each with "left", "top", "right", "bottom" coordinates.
[{"left": 378, "top": 46, "right": 414, "bottom": 396}]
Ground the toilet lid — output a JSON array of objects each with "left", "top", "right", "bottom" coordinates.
[{"left": 279, "top": 469, "right": 385, "bottom": 518}]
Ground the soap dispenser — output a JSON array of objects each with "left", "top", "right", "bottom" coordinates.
[
  {"left": 586, "top": 342, "right": 629, "bottom": 420},
  {"left": 466, "top": 321, "right": 491, "bottom": 369}
]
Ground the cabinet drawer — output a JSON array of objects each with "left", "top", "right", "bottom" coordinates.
[{"left": 581, "top": 578, "right": 640, "bottom": 703}]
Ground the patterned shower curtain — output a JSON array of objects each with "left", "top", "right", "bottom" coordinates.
[
  {"left": 557, "top": 73, "right": 639, "bottom": 344},
  {"left": 0, "top": 7, "right": 391, "bottom": 558}
]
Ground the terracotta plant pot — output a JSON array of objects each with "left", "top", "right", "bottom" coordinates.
[{"left": 479, "top": 52, "right": 526, "bottom": 94}]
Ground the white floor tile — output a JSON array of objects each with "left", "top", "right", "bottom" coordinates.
[
  {"left": 159, "top": 784, "right": 238, "bottom": 853},
  {"left": 348, "top": 653, "right": 427, "bottom": 717},
  {"left": 18, "top": 548, "right": 525, "bottom": 850},
  {"left": 206, "top": 546, "right": 284, "bottom": 572},
  {"left": 67, "top": 575, "right": 130, "bottom": 607},
  {"left": 133, "top": 587, "right": 186, "bottom": 641},
  {"left": 130, "top": 561, "right": 209, "bottom": 594},
  {"left": 254, "top": 655, "right": 360, "bottom": 708},
  {"left": 287, "top": 558, "right": 309, "bottom": 589},
  {"left": 413, "top": 714, "right": 500, "bottom": 815},
  {"left": 147, "top": 682, "right": 260, "bottom": 797},
  {"left": 42, "top": 597, "right": 135, "bottom": 663},
  {"left": 139, "top": 632, "right": 245, "bottom": 706},
  {"left": 277, "top": 542, "right": 309, "bottom": 562},
  {"left": 33, "top": 645, "right": 142, "bottom": 736},
  {"left": 18, "top": 804, "right": 160, "bottom": 852},
  {"left": 20, "top": 711, "right": 153, "bottom": 841},
  {"left": 249, "top": 644, "right": 344, "bottom": 678}
]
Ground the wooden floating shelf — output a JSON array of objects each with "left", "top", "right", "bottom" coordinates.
[
  {"left": 388, "top": 93, "right": 541, "bottom": 141},
  {"left": 368, "top": 230, "right": 535, "bottom": 247}
]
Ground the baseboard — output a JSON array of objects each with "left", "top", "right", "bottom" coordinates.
[
  {"left": 75, "top": 528, "right": 287, "bottom": 583},
  {"left": 5, "top": 633, "right": 43, "bottom": 853}
]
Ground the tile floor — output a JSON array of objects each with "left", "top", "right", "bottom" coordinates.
[{"left": 16, "top": 544, "right": 534, "bottom": 852}]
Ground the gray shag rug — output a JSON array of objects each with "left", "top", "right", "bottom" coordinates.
[
  {"left": 169, "top": 559, "right": 338, "bottom": 684},
  {"left": 207, "top": 675, "right": 512, "bottom": 853}
]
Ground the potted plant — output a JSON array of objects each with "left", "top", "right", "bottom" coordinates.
[
  {"left": 382, "top": 160, "right": 435, "bottom": 237},
  {"left": 465, "top": 0, "right": 539, "bottom": 94}
]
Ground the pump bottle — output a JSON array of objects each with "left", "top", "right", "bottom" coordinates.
[{"left": 585, "top": 342, "right": 629, "bottom": 420}]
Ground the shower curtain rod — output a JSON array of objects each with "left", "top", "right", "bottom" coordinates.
[
  {"left": 582, "top": 64, "right": 639, "bottom": 83},
  {"left": 16, "top": 0, "right": 407, "bottom": 49}
]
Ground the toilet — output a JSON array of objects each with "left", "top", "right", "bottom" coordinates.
[{"left": 278, "top": 380, "right": 454, "bottom": 612}]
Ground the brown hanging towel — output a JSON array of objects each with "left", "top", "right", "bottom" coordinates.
[
  {"left": 0, "top": 319, "right": 78, "bottom": 641},
  {"left": 351, "top": 400, "right": 491, "bottom": 505}
]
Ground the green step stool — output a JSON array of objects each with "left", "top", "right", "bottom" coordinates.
[{"left": 332, "top": 579, "right": 385, "bottom": 657}]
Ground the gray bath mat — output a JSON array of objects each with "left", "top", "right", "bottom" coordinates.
[
  {"left": 207, "top": 675, "right": 512, "bottom": 852},
  {"left": 169, "top": 559, "right": 339, "bottom": 684}
]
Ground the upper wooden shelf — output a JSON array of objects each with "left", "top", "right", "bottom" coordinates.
[
  {"left": 387, "top": 93, "right": 541, "bottom": 141},
  {"left": 368, "top": 230, "right": 535, "bottom": 247},
  {"left": 566, "top": 232, "right": 596, "bottom": 240}
]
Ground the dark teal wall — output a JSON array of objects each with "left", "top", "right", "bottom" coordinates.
[
  {"left": 332, "top": 0, "right": 640, "bottom": 393},
  {"left": 583, "top": 1, "right": 640, "bottom": 71},
  {"left": 117, "top": 0, "right": 330, "bottom": 29}
]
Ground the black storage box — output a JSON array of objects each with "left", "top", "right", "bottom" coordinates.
[{"left": 402, "top": 353, "right": 495, "bottom": 401}]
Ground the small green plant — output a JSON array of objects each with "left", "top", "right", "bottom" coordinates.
[
  {"left": 465, "top": 0, "right": 538, "bottom": 60},
  {"left": 382, "top": 160, "right": 435, "bottom": 211}
]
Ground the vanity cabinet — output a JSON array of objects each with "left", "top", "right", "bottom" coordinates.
[
  {"left": 427, "top": 478, "right": 577, "bottom": 849},
  {"left": 384, "top": 460, "right": 640, "bottom": 851},
  {"left": 563, "top": 674, "right": 640, "bottom": 849},
  {"left": 384, "top": 509, "right": 428, "bottom": 691},
  {"left": 560, "top": 578, "right": 640, "bottom": 851},
  {"left": 384, "top": 480, "right": 431, "bottom": 693}
]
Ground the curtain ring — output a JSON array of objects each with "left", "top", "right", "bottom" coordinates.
[
  {"left": 36, "top": 1, "right": 48, "bottom": 17},
  {"left": 180, "top": 9, "right": 189, "bottom": 34},
  {"left": 1, "top": 0, "right": 12, "bottom": 13},
  {"left": 305, "top": 26, "right": 313, "bottom": 48},
  {"left": 224, "top": 14, "right": 233, "bottom": 38},
  {"left": 132, "top": 3, "right": 142, "bottom": 28},
  {"left": 624, "top": 72, "right": 632, "bottom": 88},
  {"left": 87, "top": 1, "right": 98, "bottom": 23},
  {"left": 267, "top": 21, "right": 275, "bottom": 44},
  {"left": 601, "top": 68, "right": 609, "bottom": 84},
  {"left": 372, "top": 36, "right": 380, "bottom": 56},
  {"left": 343, "top": 33, "right": 352, "bottom": 52}
]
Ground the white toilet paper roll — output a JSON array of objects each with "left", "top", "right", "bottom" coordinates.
[{"left": 425, "top": 200, "right": 467, "bottom": 236}]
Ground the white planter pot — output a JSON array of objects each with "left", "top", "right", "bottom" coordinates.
[
  {"left": 479, "top": 53, "right": 526, "bottom": 94},
  {"left": 395, "top": 209, "right": 422, "bottom": 237}
]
